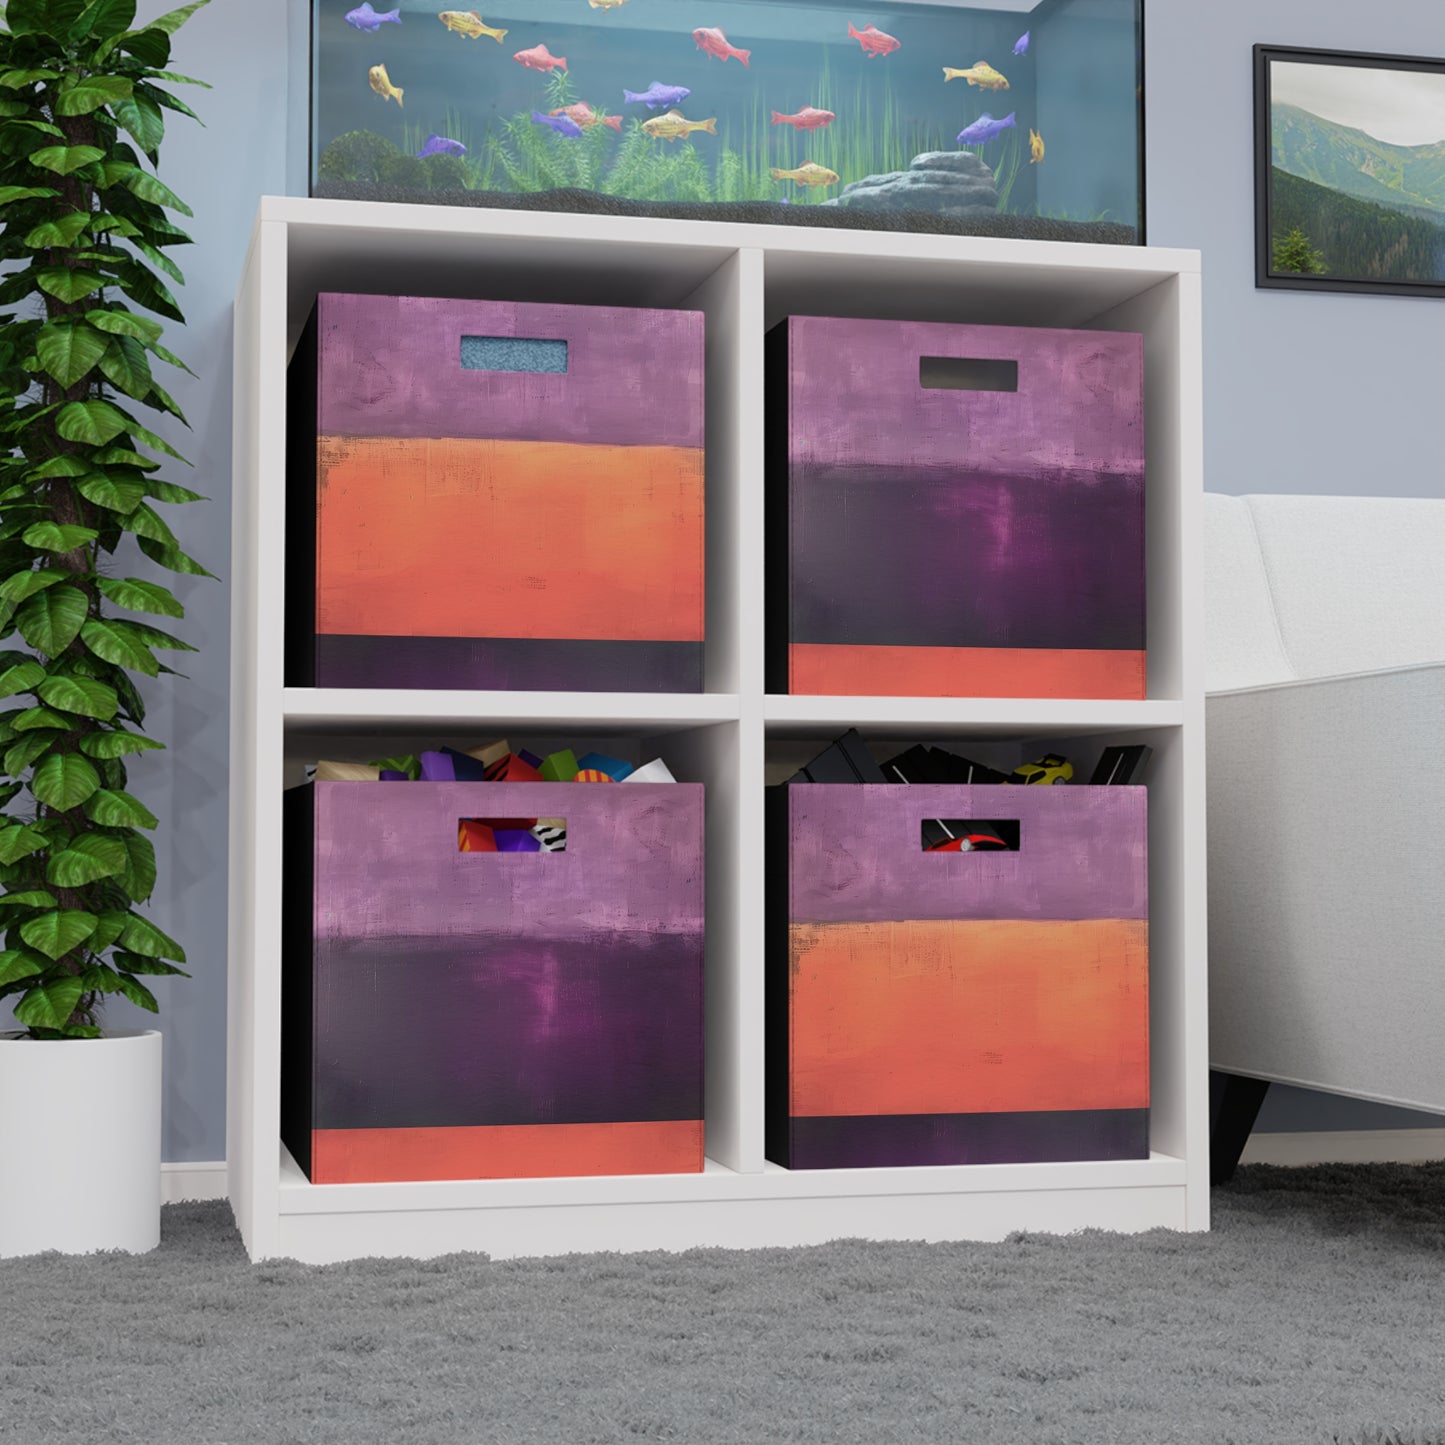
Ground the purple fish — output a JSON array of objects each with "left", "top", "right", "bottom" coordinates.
[
  {"left": 416, "top": 133, "right": 467, "bottom": 159},
  {"left": 345, "top": 2, "right": 400, "bottom": 32},
  {"left": 1013, "top": 30, "right": 1030, "bottom": 55},
  {"left": 957, "top": 110, "right": 1016, "bottom": 145},
  {"left": 623, "top": 81, "right": 692, "bottom": 110},
  {"left": 531, "top": 109, "right": 584, "bottom": 138}
]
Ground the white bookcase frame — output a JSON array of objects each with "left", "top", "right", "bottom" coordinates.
[{"left": 229, "top": 196, "right": 1205, "bottom": 1264}]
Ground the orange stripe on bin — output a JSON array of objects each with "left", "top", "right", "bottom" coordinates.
[
  {"left": 315, "top": 436, "right": 704, "bottom": 642},
  {"left": 789, "top": 643, "right": 1146, "bottom": 699},
  {"left": 789, "top": 918, "right": 1149, "bottom": 1118},
  {"left": 311, "top": 1119, "right": 703, "bottom": 1184}
]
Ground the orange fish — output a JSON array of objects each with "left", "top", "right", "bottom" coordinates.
[
  {"left": 551, "top": 102, "right": 623, "bottom": 132},
  {"left": 692, "top": 26, "right": 750, "bottom": 67},
  {"left": 771, "top": 105, "right": 835, "bottom": 131},
  {"left": 848, "top": 22, "right": 900, "bottom": 58},
  {"left": 513, "top": 42, "right": 567, "bottom": 73}
]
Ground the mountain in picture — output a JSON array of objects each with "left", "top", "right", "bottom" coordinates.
[{"left": 1272, "top": 102, "right": 1445, "bottom": 220}]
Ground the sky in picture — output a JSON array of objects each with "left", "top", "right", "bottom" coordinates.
[{"left": 1273, "top": 60, "right": 1445, "bottom": 146}]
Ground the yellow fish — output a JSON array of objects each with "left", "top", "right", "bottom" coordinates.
[
  {"left": 588, "top": 0, "right": 630, "bottom": 7},
  {"left": 943, "top": 61, "right": 1010, "bottom": 90},
  {"left": 368, "top": 63, "right": 404, "bottom": 107},
  {"left": 1029, "top": 128, "right": 1044, "bottom": 163},
  {"left": 770, "top": 160, "right": 839, "bottom": 188},
  {"left": 641, "top": 108, "right": 718, "bottom": 142},
  {"left": 438, "top": 10, "right": 507, "bottom": 41}
]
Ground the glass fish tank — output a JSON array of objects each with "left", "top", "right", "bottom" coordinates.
[{"left": 311, "top": 0, "right": 1143, "bottom": 244}]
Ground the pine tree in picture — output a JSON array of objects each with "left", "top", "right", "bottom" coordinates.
[{"left": 1271, "top": 224, "right": 1328, "bottom": 276}]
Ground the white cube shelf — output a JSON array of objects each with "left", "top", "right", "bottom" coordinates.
[{"left": 229, "top": 196, "right": 1206, "bottom": 1264}]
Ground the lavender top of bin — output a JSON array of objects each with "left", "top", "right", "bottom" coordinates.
[
  {"left": 788, "top": 784, "right": 1147, "bottom": 925},
  {"left": 784, "top": 317, "right": 1144, "bottom": 476},
  {"left": 314, "top": 781, "right": 704, "bottom": 942},
  {"left": 315, "top": 294, "right": 704, "bottom": 450}
]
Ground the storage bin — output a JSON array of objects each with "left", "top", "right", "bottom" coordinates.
[
  {"left": 282, "top": 779, "right": 705, "bottom": 1184},
  {"left": 766, "top": 317, "right": 1145, "bottom": 699},
  {"left": 287, "top": 293, "right": 705, "bottom": 692},
  {"left": 765, "top": 783, "right": 1148, "bottom": 1169}
]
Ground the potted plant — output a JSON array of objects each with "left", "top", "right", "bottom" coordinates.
[{"left": 0, "top": 0, "right": 210, "bottom": 1257}]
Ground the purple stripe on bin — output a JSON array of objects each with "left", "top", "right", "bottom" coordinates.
[
  {"left": 315, "top": 780, "right": 704, "bottom": 942},
  {"left": 314, "top": 635, "right": 703, "bottom": 693},
  {"left": 790, "top": 464, "right": 1145, "bottom": 650},
  {"left": 314, "top": 935, "right": 702, "bottom": 1131},
  {"left": 788, "top": 785, "right": 1147, "bottom": 925},
  {"left": 784, "top": 317, "right": 1143, "bottom": 475},
  {"left": 785, "top": 1109, "right": 1148, "bottom": 1169},
  {"left": 315, "top": 294, "right": 704, "bottom": 450}
]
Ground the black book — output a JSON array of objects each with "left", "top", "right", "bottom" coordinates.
[
  {"left": 786, "top": 729, "right": 887, "bottom": 785},
  {"left": 1089, "top": 744, "right": 1153, "bottom": 786}
]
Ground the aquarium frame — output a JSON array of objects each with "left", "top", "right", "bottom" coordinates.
[{"left": 1254, "top": 43, "right": 1445, "bottom": 299}]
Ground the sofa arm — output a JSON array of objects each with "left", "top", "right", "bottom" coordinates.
[{"left": 1207, "top": 662, "right": 1445, "bottom": 1115}]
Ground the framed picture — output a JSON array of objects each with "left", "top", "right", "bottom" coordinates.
[{"left": 1255, "top": 45, "right": 1445, "bottom": 297}]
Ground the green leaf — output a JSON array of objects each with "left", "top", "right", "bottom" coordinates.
[
  {"left": 123, "top": 169, "right": 192, "bottom": 217},
  {"left": 0, "top": 570, "right": 69, "bottom": 605},
  {"left": 80, "top": 618, "right": 158, "bottom": 676},
  {"left": 79, "top": 728, "right": 164, "bottom": 759},
  {"left": 121, "top": 502, "right": 175, "bottom": 546},
  {"left": 0, "top": 890, "right": 58, "bottom": 909},
  {"left": 35, "top": 268, "right": 105, "bottom": 303},
  {"left": 98, "top": 335, "right": 153, "bottom": 400},
  {"left": 81, "top": 0, "right": 138, "bottom": 40},
  {"left": 145, "top": 340, "right": 194, "bottom": 377},
  {"left": 91, "top": 446, "right": 158, "bottom": 472},
  {"left": 15, "top": 585, "right": 88, "bottom": 655},
  {"left": 30, "top": 754, "right": 101, "bottom": 810},
  {"left": 3, "top": 731, "right": 62, "bottom": 776},
  {"left": 19, "top": 909, "right": 98, "bottom": 961},
  {"left": 27, "top": 456, "right": 90, "bottom": 480},
  {"left": 87, "top": 910, "right": 129, "bottom": 952},
  {"left": 95, "top": 576, "right": 183, "bottom": 618},
  {"left": 55, "top": 398, "right": 128, "bottom": 445},
  {"left": 119, "top": 832, "right": 155, "bottom": 900},
  {"left": 115, "top": 27, "right": 171, "bottom": 69},
  {"left": 35, "top": 322, "right": 108, "bottom": 387},
  {"left": 86, "top": 309, "right": 161, "bottom": 343},
  {"left": 0, "top": 826, "right": 48, "bottom": 865},
  {"left": 11, "top": 705, "right": 71, "bottom": 732},
  {"left": 0, "top": 185, "right": 60, "bottom": 204},
  {"left": 23, "top": 211, "right": 92, "bottom": 248},
  {"left": 112, "top": 950, "right": 186, "bottom": 978},
  {"left": 0, "top": 660, "right": 46, "bottom": 698},
  {"left": 13, "top": 976, "right": 87, "bottom": 1030},
  {"left": 37, "top": 675, "right": 119, "bottom": 720},
  {"left": 117, "top": 910, "right": 183, "bottom": 962},
  {"left": 27, "top": 144, "right": 106, "bottom": 176},
  {"left": 4, "top": 0, "right": 89, "bottom": 36},
  {"left": 119, "top": 419, "right": 188, "bottom": 464},
  {"left": 121, "top": 621, "right": 194, "bottom": 653},
  {"left": 136, "top": 536, "right": 212, "bottom": 578},
  {"left": 110, "top": 92, "right": 164, "bottom": 152},
  {"left": 143, "top": 479, "right": 205, "bottom": 505},
  {"left": 133, "top": 238, "right": 184, "bottom": 285},
  {"left": 20, "top": 521, "right": 97, "bottom": 553},
  {"left": 0, "top": 69, "right": 62, "bottom": 87},
  {"left": 47, "top": 834, "right": 128, "bottom": 888},
  {"left": 0, "top": 948, "right": 49, "bottom": 987},
  {"left": 54, "top": 76, "right": 134, "bottom": 116},
  {"left": 76, "top": 471, "right": 145, "bottom": 514},
  {"left": 84, "top": 788, "right": 157, "bottom": 829},
  {"left": 145, "top": 0, "right": 209, "bottom": 37}
]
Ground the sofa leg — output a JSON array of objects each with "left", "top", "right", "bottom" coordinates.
[{"left": 1211, "top": 1075, "right": 1271, "bottom": 1184}]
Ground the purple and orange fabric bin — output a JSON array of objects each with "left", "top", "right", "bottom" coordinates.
[
  {"left": 765, "top": 783, "right": 1149, "bottom": 1169},
  {"left": 281, "top": 780, "right": 705, "bottom": 1184},
  {"left": 286, "top": 293, "right": 705, "bottom": 693},
  {"left": 766, "top": 316, "right": 1146, "bottom": 699}
]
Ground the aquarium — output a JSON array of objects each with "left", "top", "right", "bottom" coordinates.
[{"left": 311, "top": 0, "right": 1143, "bottom": 243}]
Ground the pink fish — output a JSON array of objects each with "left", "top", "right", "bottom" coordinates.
[
  {"left": 771, "top": 105, "right": 836, "bottom": 131},
  {"left": 551, "top": 102, "right": 623, "bottom": 132},
  {"left": 693, "top": 26, "right": 750, "bottom": 67},
  {"left": 514, "top": 43, "right": 567, "bottom": 73},
  {"left": 848, "top": 22, "right": 900, "bottom": 58}
]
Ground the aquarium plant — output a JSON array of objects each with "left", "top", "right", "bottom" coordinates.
[{"left": 0, "top": 0, "right": 211, "bottom": 1038}]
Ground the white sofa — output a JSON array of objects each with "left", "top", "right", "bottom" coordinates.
[{"left": 1204, "top": 492, "right": 1445, "bottom": 1167}]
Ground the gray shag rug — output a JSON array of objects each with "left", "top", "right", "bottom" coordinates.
[{"left": 3, "top": 1163, "right": 1444, "bottom": 1445}]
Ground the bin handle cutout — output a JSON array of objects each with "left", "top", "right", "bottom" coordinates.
[
  {"left": 919, "top": 356, "right": 1018, "bottom": 393},
  {"left": 923, "top": 819, "right": 1019, "bottom": 852},
  {"left": 460, "top": 336, "right": 569, "bottom": 374},
  {"left": 459, "top": 817, "right": 567, "bottom": 854}
]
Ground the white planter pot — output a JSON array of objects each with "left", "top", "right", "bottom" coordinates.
[{"left": 0, "top": 1028, "right": 161, "bottom": 1259}]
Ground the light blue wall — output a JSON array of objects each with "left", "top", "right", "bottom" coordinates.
[{"left": 23, "top": 0, "right": 1437, "bottom": 1162}]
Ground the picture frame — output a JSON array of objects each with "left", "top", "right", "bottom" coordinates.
[{"left": 1254, "top": 44, "right": 1445, "bottom": 297}]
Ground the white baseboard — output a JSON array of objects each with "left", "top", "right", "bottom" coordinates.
[
  {"left": 161, "top": 1161, "right": 228, "bottom": 1204},
  {"left": 1241, "top": 1128, "right": 1445, "bottom": 1167}
]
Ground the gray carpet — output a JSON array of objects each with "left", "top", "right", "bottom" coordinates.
[{"left": 3, "top": 1163, "right": 1444, "bottom": 1445}]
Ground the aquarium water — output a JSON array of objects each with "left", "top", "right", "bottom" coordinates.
[{"left": 312, "top": 0, "right": 1142, "bottom": 242}]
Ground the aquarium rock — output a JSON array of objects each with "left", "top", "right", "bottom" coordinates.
[{"left": 824, "top": 150, "right": 998, "bottom": 216}]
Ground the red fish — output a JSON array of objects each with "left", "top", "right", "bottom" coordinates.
[
  {"left": 693, "top": 26, "right": 750, "bottom": 67},
  {"left": 848, "top": 22, "right": 900, "bottom": 58},
  {"left": 514, "top": 43, "right": 567, "bottom": 73},
  {"left": 550, "top": 102, "right": 623, "bottom": 131},
  {"left": 771, "top": 105, "right": 836, "bottom": 131}
]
